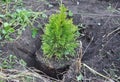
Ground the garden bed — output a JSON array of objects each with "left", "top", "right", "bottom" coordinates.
[{"left": 0, "top": 0, "right": 120, "bottom": 82}]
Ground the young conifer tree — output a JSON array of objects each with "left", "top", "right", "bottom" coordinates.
[{"left": 42, "top": 5, "right": 79, "bottom": 59}]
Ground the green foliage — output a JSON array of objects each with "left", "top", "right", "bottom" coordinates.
[
  {"left": 68, "top": 10, "right": 73, "bottom": 17},
  {"left": 76, "top": 73, "right": 83, "bottom": 81},
  {"left": 0, "top": 8, "right": 40, "bottom": 41},
  {"left": 0, "top": 55, "right": 17, "bottom": 69},
  {"left": 0, "top": 54, "right": 27, "bottom": 69},
  {"left": 0, "top": 0, "right": 44, "bottom": 41},
  {"left": 41, "top": 13, "right": 48, "bottom": 18},
  {"left": 0, "top": 22, "right": 15, "bottom": 41},
  {"left": 31, "top": 28, "right": 38, "bottom": 38},
  {"left": 24, "top": 76, "right": 33, "bottom": 82},
  {"left": 1, "top": 0, "right": 12, "bottom": 3},
  {"left": 42, "top": 5, "right": 79, "bottom": 60},
  {"left": 0, "top": 80, "right": 4, "bottom": 82}
]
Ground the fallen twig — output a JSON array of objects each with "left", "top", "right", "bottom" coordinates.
[{"left": 82, "top": 63, "right": 115, "bottom": 82}]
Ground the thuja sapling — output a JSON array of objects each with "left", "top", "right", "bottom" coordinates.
[{"left": 42, "top": 5, "right": 79, "bottom": 60}]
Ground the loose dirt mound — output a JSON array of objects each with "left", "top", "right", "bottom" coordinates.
[{"left": 0, "top": 0, "right": 120, "bottom": 82}]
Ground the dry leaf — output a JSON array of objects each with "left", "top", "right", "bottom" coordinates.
[{"left": 0, "top": 18, "right": 3, "bottom": 25}]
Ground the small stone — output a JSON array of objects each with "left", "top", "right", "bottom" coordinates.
[
  {"left": 77, "top": 1, "right": 79, "bottom": 5},
  {"left": 98, "top": 23, "right": 101, "bottom": 26}
]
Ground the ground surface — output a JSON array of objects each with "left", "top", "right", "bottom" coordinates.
[{"left": 0, "top": 0, "right": 120, "bottom": 82}]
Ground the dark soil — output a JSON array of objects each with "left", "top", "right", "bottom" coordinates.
[{"left": 0, "top": 0, "right": 120, "bottom": 82}]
